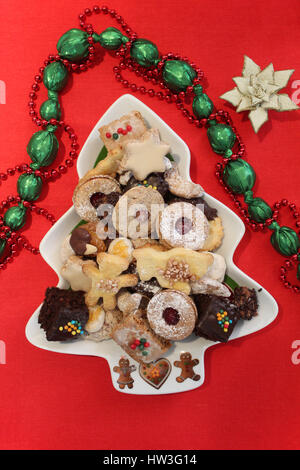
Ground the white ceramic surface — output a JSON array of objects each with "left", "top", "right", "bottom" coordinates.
[{"left": 25, "top": 94, "right": 278, "bottom": 395}]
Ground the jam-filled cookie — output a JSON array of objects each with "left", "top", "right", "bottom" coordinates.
[
  {"left": 73, "top": 175, "right": 121, "bottom": 223},
  {"left": 112, "top": 185, "right": 164, "bottom": 239},
  {"left": 157, "top": 201, "right": 209, "bottom": 250},
  {"left": 146, "top": 289, "right": 197, "bottom": 341}
]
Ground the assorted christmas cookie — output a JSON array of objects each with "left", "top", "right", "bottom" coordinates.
[
  {"left": 112, "top": 310, "right": 172, "bottom": 364},
  {"left": 147, "top": 289, "right": 197, "bottom": 340},
  {"left": 194, "top": 294, "right": 240, "bottom": 342},
  {"left": 73, "top": 175, "right": 121, "bottom": 223},
  {"left": 157, "top": 202, "right": 210, "bottom": 250},
  {"left": 38, "top": 110, "right": 260, "bottom": 390},
  {"left": 174, "top": 352, "right": 200, "bottom": 383},
  {"left": 98, "top": 110, "right": 147, "bottom": 151},
  {"left": 139, "top": 358, "right": 171, "bottom": 389},
  {"left": 38, "top": 288, "right": 89, "bottom": 341}
]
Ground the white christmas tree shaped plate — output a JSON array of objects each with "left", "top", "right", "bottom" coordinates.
[{"left": 25, "top": 94, "right": 278, "bottom": 395}]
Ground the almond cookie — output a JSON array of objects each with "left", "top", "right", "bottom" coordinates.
[
  {"left": 98, "top": 110, "right": 147, "bottom": 151},
  {"left": 60, "top": 255, "right": 96, "bottom": 292},
  {"left": 147, "top": 290, "right": 197, "bottom": 341},
  {"left": 164, "top": 164, "right": 204, "bottom": 199},
  {"left": 133, "top": 246, "right": 213, "bottom": 294},
  {"left": 112, "top": 310, "right": 172, "bottom": 364},
  {"left": 157, "top": 202, "right": 209, "bottom": 250},
  {"left": 112, "top": 185, "right": 164, "bottom": 239},
  {"left": 119, "top": 129, "right": 170, "bottom": 180},
  {"left": 83, "top": 252, "right": 138, "bottom": 310},
  {"left": 198, "top": 216, "right": 224, "bottom": 252},
  {"left": 73, "top": 175, "right": 121, "bottom": 223}
]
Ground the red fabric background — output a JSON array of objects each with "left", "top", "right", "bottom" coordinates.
[{"left": 0, "top": 0, "right": 299, "bottom": 450}]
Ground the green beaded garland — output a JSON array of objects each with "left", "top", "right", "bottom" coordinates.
[
  {"left": 57, "top": 28, "right": 89, "bottom": 62},
  {"left": 247, "top": 197, "right": 273, "bottom": 223},
  {"left": 4, "top": 205, "right": 27, "bottom": 231},
  {"left": 192, "top": 85, "right": 214, "bottom": 119},
  {"left": 43, "top": 62, "right": 68, "bottom": 92},
  {"left": 270, "top": 224, "right": 300, "bottom": 256},
  {"left": 40, "top": 99, "right": 61, "bottom": 121},
  {"left": 223, "top": 159, "right": 256, "bottom": 194},
  {"left": 162, "top": 60, "right": 196, "bottom": 93},
  {"left": 207, "top": 120, "right": 236, "bottom": 155},
  {"left": 130, "top": 38, "right": 160, "bottom": 67},
  {"left": 94, "top": 27, "right": 128, "bottom": 50},
  {"left": 27, "top": 127, "right": 59, "bottom": 168},
  {"left": 17, "top": 173, "right": 43, "bottom": 202}
]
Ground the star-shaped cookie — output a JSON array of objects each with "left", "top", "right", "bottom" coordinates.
[
  {"left": 83, "top": 252, "right": 138, "bottom": 310},
  {"left": 120, "top": 129, "right": 171, "bottom": 181}
]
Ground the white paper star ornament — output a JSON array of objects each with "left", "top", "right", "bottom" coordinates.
[{"left": 220, "top": 55, "right": 299, "bottom": 133}]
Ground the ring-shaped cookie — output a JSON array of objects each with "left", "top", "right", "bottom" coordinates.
[
  {"left": 157, "top": 201, "right": 209, "bottom": 250},
  {"left": 147, "top": 289, "right": 197, "bottom": 341},
  {"left": 73, "top": 175, "right": 121, "bottom": 223}
]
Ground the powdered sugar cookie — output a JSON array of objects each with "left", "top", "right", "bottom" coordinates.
[
  {"left": 73, "top": 175, "right": 121, "bottom": 223},
  {"left": 164, "top": 164, "right": 204, "bottom": 198},
  {"left": 157, "top": 202, "right": 209, "bottom": 250},
  {"left": 147, "top": 289, "right": 197, "bottom": 341},
  {"left": 112, "top": 185, "right": 164, "bottom": 239}
]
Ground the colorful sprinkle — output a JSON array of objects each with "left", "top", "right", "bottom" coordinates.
[{"left": 112, "top": 133, "right": 119, "bottom": 140}]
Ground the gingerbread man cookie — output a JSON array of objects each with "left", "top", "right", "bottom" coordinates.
[
  {"left": 174, "top": 352, "right": 200, "bottom": 383},
  {"left": 133, "top": 246, "right": 213, "bottom": 294},
  {"left": 83, "top": 252, "right": 138, "bottom": 310},
  {"left": 113, "top": 357, "right": 136, "bottom": 389}
]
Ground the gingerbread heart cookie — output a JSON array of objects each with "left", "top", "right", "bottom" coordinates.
[{"left": 139, "top": 358, "right": 171, "bottom": 389}]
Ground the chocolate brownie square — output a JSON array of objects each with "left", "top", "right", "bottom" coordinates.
[
  {"left": 194, "top": 294, "right": 240, "bottom": 343},
  {"left": 38, "top": 287, "right": 89, "bottom": 341}
]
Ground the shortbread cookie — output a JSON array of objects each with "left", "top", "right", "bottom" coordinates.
[
  {"left": 112, "top": 310, "right": 172, "bottom": 364},
  {"left": 85, "top": 309, "right": 123, "bottom": 342},
  {"left": 164, "top": 164, "right": 204, "bottom": 198},
  {"left": 73, "top": 175, "right": 121, "bottom": 223},
  {"left": 61, "top": 255, "right": 96, "bottom": 292},
  {"left": 157, "top": 202, "right": 209, "bottom": 250},
  {"left": 119, "top": 129, "right": 170, "bottom": 180},
  {"left": 198, "top": 217, "right": 224, "bottom": 252},
  {"left": 133, "top": 246, "right": 213, "bottom": 294},
  {"left": 112, "top": 185, "right": 164, "bottom": 239},
  {"left": 60, "top": 235, "right": 75, "bottom": 263},
  {"left": 83, "top": 252, "right": 138, "bottom": 310},
  {"left": 147, "top": 290, "right": 197, "bottom": 341},
  {"left": 98, "top": 110, "right": 147, "bottom": 151}
]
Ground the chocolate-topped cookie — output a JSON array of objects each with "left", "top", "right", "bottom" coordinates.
[
  {"left": 194, "top": 294, "right": 239, "bottom": 342},
  {"left": 124, "top": 172, "right": 169, "bottom": 197},
  {"left": 233, "top": 286, "right": 258, "bottom": 320},
  {"left": 38, "top": 287, "right": 89, "bottom": 341},
  {"left": 166, "top": 195, "right": 218, "bottom": 221}
]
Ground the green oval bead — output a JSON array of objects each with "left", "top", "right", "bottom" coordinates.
[
  {"left": 247, "top": 197, "right": 273, "bottom": 223},
  {"left": 192, "top": 88, "right": 214, "bottom": 119},
  {"left": 40, "top": 99, "right": 61, "bottom": 121},
  {"left": 4, "top": 205, "right": 27, "bottom": 230},
  {"left": 27, "top": 129, "right": 59, "bottom": 168},
  {"left": 0, "top": 239, "right": 6, "bottom": 258},
  {"left": 130, "top": 38, "right": 159, "bottom": 67},
  {"left": 17, "top": 173, "right": 43, "bottom": 202},
  {"left": 162, "top": 60, "right": 196, "bottom": 93},
  {"left": 223, "top": 159, "right": 256, "bottom": 194},
  {"left": 57, "top": 29, "right": 89, "bottom": 62},
  {"left": 270, "top": 226, "right": 299, "bottom": 256},
  {"left": 95, "top": 27, "right": 128, "bottom": 50},
  {"left": 207, "top": 121, "right": 236, "bottom": 155},
  {"left": 43, "top": 62, "right": 68, "bottom": 92}
]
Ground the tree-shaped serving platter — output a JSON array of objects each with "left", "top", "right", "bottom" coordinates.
[{"left": 25, "top": 94, "right": 278, "bottom": 395}]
